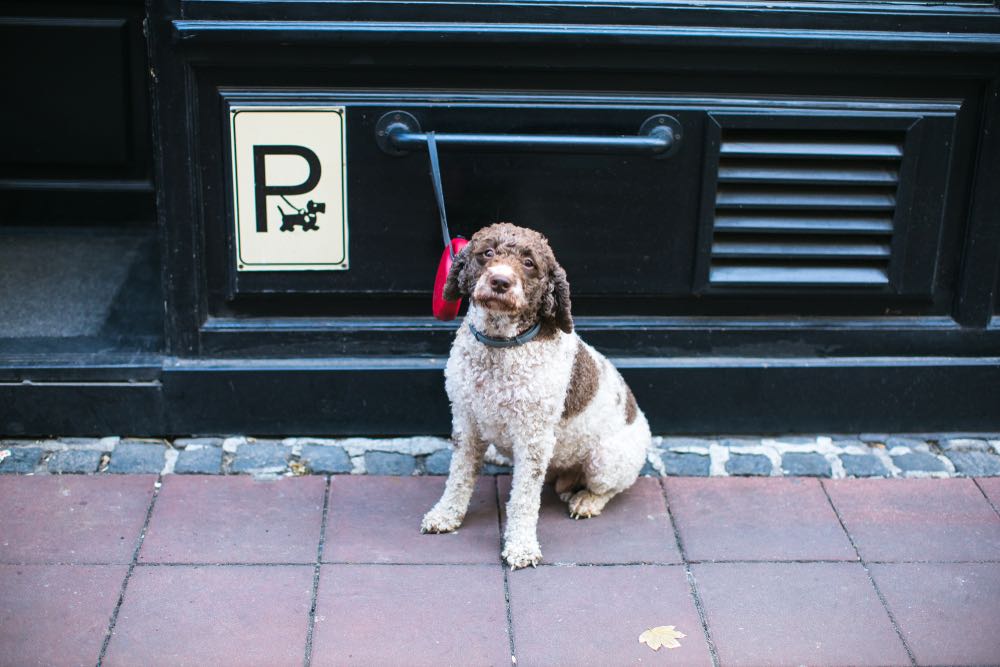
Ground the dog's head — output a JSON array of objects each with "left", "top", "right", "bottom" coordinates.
[{"left": 443, "top": 223, "right": 572, "bottom": 334}]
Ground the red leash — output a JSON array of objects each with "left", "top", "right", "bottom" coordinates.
[{"left": 427, "top": 132, "right": 467, "bottom": 321}]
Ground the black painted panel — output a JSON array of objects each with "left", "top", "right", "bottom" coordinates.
[
  {"left": 0, "top": 20, "right": 130, "bottom": 168},
  {"left": 223, "top": 99, "right": 703, "bottom": 298},
  {"left": 3, "top": 357, "right": 998, "bottom": 436},
  {"left": 0, "top": 381, "right": 163, "bottom": 436}
]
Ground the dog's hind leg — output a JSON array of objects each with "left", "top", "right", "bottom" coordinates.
[
  {"left": 554, "top": 467, "right": 585, "bottom": 503},
  {"left": 421, "top": 427, "right": 486, "bottom": 534},
  {"left": 570, "top": 421, "right": 649, "bottom": 519}
]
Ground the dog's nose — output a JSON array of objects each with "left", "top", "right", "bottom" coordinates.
[{"left": 490, "top": 275, "right": 512, "bottom": 293}]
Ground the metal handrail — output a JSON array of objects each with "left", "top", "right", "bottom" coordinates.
[{"left": 375, "top": 111, "right": 681, "bottom": 158}]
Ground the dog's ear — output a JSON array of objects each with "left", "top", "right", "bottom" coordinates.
[
  {"left": 542, "top": 262, "right": 573, "bottom": 334},
  {"left": 442, "top": 242, "right": 472, "bottom": 301}
]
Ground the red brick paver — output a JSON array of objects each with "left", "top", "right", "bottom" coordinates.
[
  {"left": 871, "top": 562, "right": 1000, "bottom": 666},
  {"left": 693, "top": 562, "right": 911, "bottom": 666},
  {"left": 508, "top": 564, "right": 712, "bottom": 666},
  {"left": 665, "top": 477, "right": 856, "bottom": 561},
  {"left": 0, "top": 564, "right": 128, "bottom": 667},
  {"left": 499, "top": 476, "right": 682, "bottom": 564},
  {"left": 2, "top": 474, "right": 997, "bottom": 666},
  {"left": 140, "top": 475, "right": 325, "bottom": 564},
  {"left": 0, "top": 475, "right": 154, "bottom": 563},
  {"left": 824, "top": 478, "right": 1000, "bottom": 562},
  {"left": 103, "top": 565, "right": 313, "bottom": 667},
  {"left": 324, "top": 476, "right": 500, "bottom": 564},
  {"left": 977, "top": 476, "right": 1000, "bottom": 511},
  {"left": 311, "top": 564, "right": 510, "bottom": 666}
]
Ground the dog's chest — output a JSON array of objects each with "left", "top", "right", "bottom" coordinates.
[{"left": 446, "top": 333, "right": 573, "bottom": 439}]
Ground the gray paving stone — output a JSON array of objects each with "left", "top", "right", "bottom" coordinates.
[
  {"left": 174, "top": 446, "right": 223, "bottom": 474},
  {"left": 661, "top": 452, "right": 710, "bottom": 476},
  {"left": 639, "top": 461, "right": 657, "bottom": 476},
  {"left": 659, "top": 437, "right": 714, "bottom": 448},
  {"left": 364, "top": 451, "right": 415, "bottom": 476},
  {"left": 719, "top": 438, "right": 762, "bottom": 448},
  {"left": 120, "top": 438, "right": 169, "bottom": 447},
  {"left": 770, "top": 436, "right": 818, "bottom": 446},
  {"left": 726, "top": 454, "right": 772, "bottom": 476},
  {"left": 945, "top": 451, "right": 1000, "bottom": 476},
  {"left": 172, "top": 437, "right": 224, "bottom": 449},
  {"left": 0, "top": 447, "right": 42, "bottom": 473},
  {"left": 841, "top": 454, "right": 889, "bottom": 478},
  {"left": 300, "top": 445, "right": 352, "bottom": 474},
  {"left": 781, "top": 452, "right": 831, "bottom": 477},
  {"left": 47, "top": 449, "right": 102, "bottom": 474},
  {"left": 830, "top": 437, "right": 867, "bottom": 448},
  {"left": 57, "top": 437, "right": 102, "bottom": 446},
  {"left": 891, "top": 451, "right": 947, "bottom": 473},
  {"left": 423, "top": 449, "right": 452, "bottom": 475},
  {"left": 230, "top": 442, "right": 290, "bottom": 472},
  {"left": 108, "top": 443, "right": 166, "bottom": 474},
  {"left": 482, "top": 463, "right": 513, "bottom": 475},
  {"left": 922, "top": 432, "right": 1000, "bottom": 442},
  {"left": 939, "top": 438, "right": 991, "bottom": 452},
  {"left": 886, "top": 436, "right": 931, "bottom": 452}
]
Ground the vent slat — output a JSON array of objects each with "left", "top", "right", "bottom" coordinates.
[
  {"left": 720, "top": 140, "right": 903, "bottom": 160},
  {"left": 712, "top": 239, "right": 891, "bottom": 260},
  {"left": 714, "top": 214, "right": 894, "bottom": 235},
  {"left": 710, "top": 265, "right": 890, "bottom": 286},
  {"left": 717, "top": 161, "right": 899, "bottom": 185},
  {"left": 716, "top": 187, "right": 896, "bottom": 210}
]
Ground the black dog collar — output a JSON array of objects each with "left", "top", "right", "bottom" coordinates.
[{"left": 468, "top": 321, "right": 543, "bottom": 348}]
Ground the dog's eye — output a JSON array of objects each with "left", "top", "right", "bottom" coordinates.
[
  {"left": 523, "top": 258, "right": 535, "bottom": 269},
  {"left": 483, "top": 248, "right": 495, "bottom": 258}
]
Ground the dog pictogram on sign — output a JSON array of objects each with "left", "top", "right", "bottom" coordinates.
[
  {"left": 277, "top": 196, "right": 325, "bottom": 232},
  {"left": 230, "top": 107, "right": 348, "bottom": 271}
]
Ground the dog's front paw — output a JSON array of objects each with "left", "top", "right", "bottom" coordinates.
[
  {"left": 502, "top": 541, "right": 543, "bottom": 570},
  {"left": 420, "top": 508, "right": 464, "bottom": 534}
]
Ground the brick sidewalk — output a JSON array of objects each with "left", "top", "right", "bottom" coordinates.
[{"left": 1, "top": 475, "right": 999, "bottom": 666}]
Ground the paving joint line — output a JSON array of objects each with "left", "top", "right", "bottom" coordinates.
[
  {"left": 96, "top": 474, "right": 162, "bottom": 667},
  {"left": 136, "top": 561, "right": 318, "bottom": 567},
  {"left": 659, "top": 478, "right": 720, "bottom": 667},
  {"left": 494, "top": 476, "right": 517, "bottom": 666},
  {"left": 303, "top": 474, "right": 332, "bottom": 667},
  {"left": 972, "top": 478, "right": 1000, "bottom": 520},
  {"left": 819, "top": 479, "right": 918, "bottom": 667},
  {"left": 10, "top": 556, "right": 995, "bottom": 567}
]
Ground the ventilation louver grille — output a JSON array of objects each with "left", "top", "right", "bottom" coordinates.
[{"left": 709, "top": 129, "right": 903, "bottom": 287}]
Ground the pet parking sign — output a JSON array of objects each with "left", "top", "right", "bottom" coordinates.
[{"left": 230, "top": 107, "right": 348, "bottom": 271}]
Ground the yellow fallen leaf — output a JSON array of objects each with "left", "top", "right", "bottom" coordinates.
[
  {"left": 288, "top": 460, "right": 309, "bottom": 476},
  {"left": 639, "top": 625, "right": 686, "bottom": 651}
]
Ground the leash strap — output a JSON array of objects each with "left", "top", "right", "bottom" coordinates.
[{"left": 426, "top": 132, "right": 454, "bottom": 259}]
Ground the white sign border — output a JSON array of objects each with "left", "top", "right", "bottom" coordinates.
[{"left": 229, "top": 105, "right": 350, "bottom": 272}]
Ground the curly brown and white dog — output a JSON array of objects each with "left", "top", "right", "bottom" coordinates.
[{"left": 421, "top": 222, "right": 651, "bottom": 569}]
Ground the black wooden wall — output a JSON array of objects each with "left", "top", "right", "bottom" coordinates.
[
  {"left": 1, "top": 0, "right": 998, "bottom": 435},
  {"left": 0, "top": 1, "right": 154, "bottom": 224}
]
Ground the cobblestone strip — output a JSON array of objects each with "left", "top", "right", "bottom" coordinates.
[{"left": 2, "top": 433, "right": 999, "bottom": 478}]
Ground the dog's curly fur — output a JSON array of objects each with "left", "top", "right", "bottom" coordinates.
[{"left": 421, "top": 223, "right": 651, "bottom": 569}]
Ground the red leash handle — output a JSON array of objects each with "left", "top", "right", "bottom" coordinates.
[
  {"left": 433, "top": 237, "right": 468, "bottom": 321},
  {"left": 426, "top": 132, "right": 468, "bottom": 321}
]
